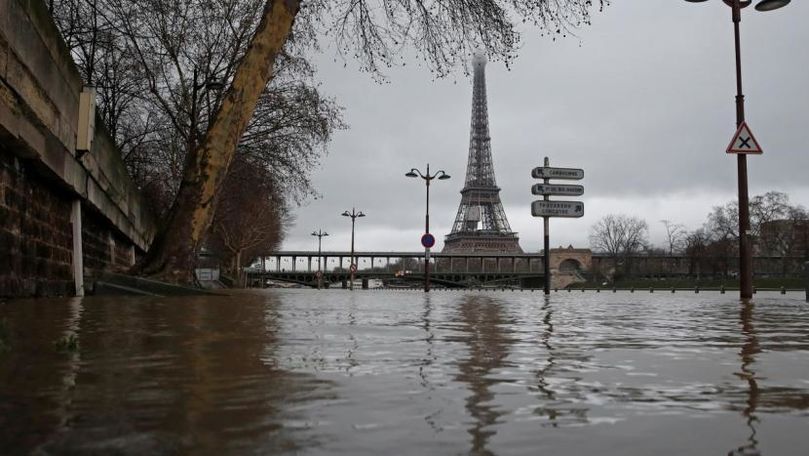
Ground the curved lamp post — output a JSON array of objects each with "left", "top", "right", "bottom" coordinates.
[
  {"left": 341, "top": 208, "right": 365, "bottom": 290},
  {"left": 684, "top": 0, "right": 790, "bottom": 299},
  {"left": 311, "top": 229, "right": 328, "bottom": 289},
  {"left": 406, "top": 164, "right": 450, "bottom": 292}
]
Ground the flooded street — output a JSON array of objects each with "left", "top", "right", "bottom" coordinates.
[{"left": 1, "top": 290, "right": 808, "bottom": 455}]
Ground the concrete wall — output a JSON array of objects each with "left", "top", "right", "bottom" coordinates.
[{"left": 0, "top": 0, "right": 156, "bottom": 297}]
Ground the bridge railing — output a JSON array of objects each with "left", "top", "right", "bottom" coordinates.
[{"left": 254, "top": 251, "right": 547, "bottom": 275}]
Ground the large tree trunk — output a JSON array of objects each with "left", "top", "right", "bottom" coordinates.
[{"left": 137, "top": 0, "right": 300, "bottom": 283}]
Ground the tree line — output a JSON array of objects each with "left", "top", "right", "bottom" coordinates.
[{"left": 589, "top": 191, "right": 809, "bottom": 278}]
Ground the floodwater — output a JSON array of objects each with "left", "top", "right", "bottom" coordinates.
[{"left": 1, "top": 290, "right": 808, "bottom": 455}]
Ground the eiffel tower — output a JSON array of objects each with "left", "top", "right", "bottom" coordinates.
[{"left": 443, "top": 53, "right": 522, "bottom": 253}]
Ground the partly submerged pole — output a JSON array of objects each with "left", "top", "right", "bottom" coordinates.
[
  {"left": 804, "top": 261, "right": 808, "bottom": 303},
  {"left": 543, "top": 157, "right": 551, "bottom": 295}
]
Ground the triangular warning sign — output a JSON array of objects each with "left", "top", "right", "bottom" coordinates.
[{"left": 726, "top": 121, "right": 763, "bottom": 154}]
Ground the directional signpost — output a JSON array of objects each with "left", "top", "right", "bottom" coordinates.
[
  {"left": 531, "top": 183, "right": 584, "bottom": 197},
  {"left": 531, "top": 158, "right": 585, "bottom": 295},
  {"left": 531, "top": 201, "right": 584, "bottom": 217},
  {"left": 531, "top": 167, "right": 585, "bottom": 180}
]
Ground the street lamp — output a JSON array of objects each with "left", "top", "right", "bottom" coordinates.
[
  {"left": 684, "top": 0, "right": 790, "bottom": 299},
  {"left": 311, "top": 229, "right": 328, "bottom": 289},
  {"left": 341, "top": 208, "right": 365, "bottom": 290},
  {"left": 406, "top": 164, "right": 451, "bottom": 292}
]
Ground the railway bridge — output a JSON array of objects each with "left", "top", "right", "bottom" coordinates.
[{"left": 246, "top": 250, "right": 589, "bottom": 289}]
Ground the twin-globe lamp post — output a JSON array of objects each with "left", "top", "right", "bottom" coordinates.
[
  {"left": 311, "top": 229, "right": 328, "bottom": 289},
  {"left": 341, "top": 208, "right": 365, "bottom": 290},
  {"left": 684, "top": 0, "right": 790, "bottom": 299},
  {"left": 406, "top": 164, "right": 450, "bottom": 292}
]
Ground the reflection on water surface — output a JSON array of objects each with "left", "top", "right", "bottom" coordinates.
[
  {"left": 1, "top": 290, "right": 808, "bottom": 455},
  {"left": 452, "top": 295, "right": 513, "bottom": 454}
]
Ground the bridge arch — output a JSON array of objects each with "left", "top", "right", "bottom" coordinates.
[{"left": 559, "top": 258, "right": 583, "bottom": 273}]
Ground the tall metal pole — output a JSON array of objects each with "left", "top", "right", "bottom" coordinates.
[
  {"left": 684, "top": 0, "right": 792, "bottom": 295},
  {"left": 543, "top": 156, "right": 551, "bottom": 295},
  {"left": 407, "top": 165, "right": 449, "bottom": 291},
  {"left": 312, "top": 229, "right": 328, "bottom": 289},
  {"left": 804, "top": 261, "right": 808, "bottom": 303},
  {"left": 341, "top": 208, "right": 364, "bottom": 290},
  {"left": 350, "top": 213, "right": 356, "bottom": 290},
  {"left": 317, "top": 234, "right": 323, "bottom": 289},
  {"left": 424, "top": 164, "right": 431, "bottom": 292},
  {"left": 731, "top": 0, "right": 753, "bottom": 299}
]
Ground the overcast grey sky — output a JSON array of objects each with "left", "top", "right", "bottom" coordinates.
[{"left": 282, "top": 1, "right": 809, "bottom": 254}]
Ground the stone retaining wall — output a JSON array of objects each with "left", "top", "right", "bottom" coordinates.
[
  {"left": 0, "top": 0, "right": 156, "bottom": 297},
  {"left": 0, "top": 148, "right": 73, "bottom": 295}
]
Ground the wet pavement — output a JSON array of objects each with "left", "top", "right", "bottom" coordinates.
[{"left": 1, "top": 290, "right": 808, "bottom": 455}]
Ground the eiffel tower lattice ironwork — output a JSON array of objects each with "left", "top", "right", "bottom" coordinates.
[{"left": 443, "top": 53, "right": 522, "bottom": 253}]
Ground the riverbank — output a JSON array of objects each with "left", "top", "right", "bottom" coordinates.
[{"left": 570, "top": 276, "right": 807, "bottom": 291}]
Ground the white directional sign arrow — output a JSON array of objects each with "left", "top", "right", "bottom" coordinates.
[
  {"left": 531, "top": 167, "right": 584, "bottom": 180},
  {"left": 726, "top": 121, "right": 763, "bottom": 154},
  {"left": 531, "top": 200, "right": 584, "bottom": 218},
  {"left": 531, "top": 183, "right": 584, "bottom": 197}
]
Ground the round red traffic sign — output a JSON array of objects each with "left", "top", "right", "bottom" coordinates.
[
  {"left": 421, "top": 233, "right": 436, "bottom": 249},
  {"left": 349, "top": 263, "right": 357, "bottom": 273}
]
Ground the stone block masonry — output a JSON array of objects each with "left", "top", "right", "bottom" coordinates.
[
  {"left": 1, "top": 146, "right": 73, "bottom": 295},
  {"left": 0, "top": 0, "right": 157, "bottom": 297},
  {"left": 81, "top": 207, "right": 136, "bottom": 274}
]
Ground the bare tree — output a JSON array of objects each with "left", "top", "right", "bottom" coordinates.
[
  {"left": 208, "top": 159, "right": 287, "bottom": 285},
  {"left": 589, "top": 214, "right": 648, "bottom": 276},
  {"left": 52, "top": 0, "right": 153, "bottom": 155},
  {"left": 706, "top": 191, "right": 793, "bottom": 245},
  {"left": 758, "top": 205, "right": 809, "bottom": 275},
  {"left": 698, "top": 191, "right": 801, "bottom": 278},
  {"left": 701, "top": 205, "right": 738, "bottom": 278},
  {"left": 706, "top": 202, "right": 739, "bottom": 242},
  {"left": 660, "top": 219, "right": 686, "bottom": 255},
  {"left": 684, "top": 228, "right": 709, "bottom": 278},
  {"left": 750, "top": 191, "right": 790, "bottom": 238}
]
